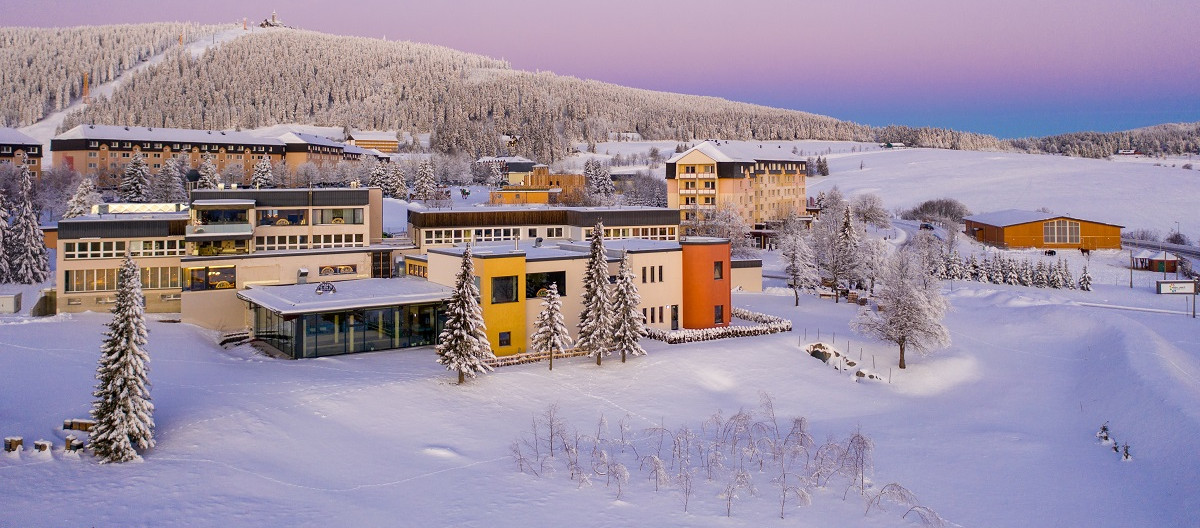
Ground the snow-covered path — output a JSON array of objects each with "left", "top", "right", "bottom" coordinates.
[{"left": 18, "top": 26, "right": 248, "bottom": 156}]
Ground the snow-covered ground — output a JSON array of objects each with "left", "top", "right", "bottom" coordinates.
[{"left": 2, "top": 272, "right": 1198, "bottom": 526}]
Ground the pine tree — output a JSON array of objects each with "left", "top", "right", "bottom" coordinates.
[
  {"left": 0, "top": 196, "right": 10, "bottom": 283},
  {"left": 610, "top": 251, "right": 646, "bottom": 363},
  {"left": 817, "top": 156, "right": 830, "bottom": 176},
  {"left": 851, "top": 248, "right": 950, "bottom": 369},
  {"left": 149, "top": 156, "right": 187, "bottom": 202},
  {"left": 1033, "top": 261, "right": 1049, "bottom": 288},
  {"left": 531, "top": 283, "right": 573, "bottom": 370},
  {"left": 584, "top": 158, "right": 615, "bottom": 205},
  {"left": 488, "top": 163, "right": 507, "bottom": 187},
  {"left": 1079, "top": 265, "right": 1093, "bottom": 291},
  {"left": 413, "top": 159, "right": 437, "bottom": 200},
  {"left": 196, "top": 155, "right": 219, "bottom": 189},
  {"left": 5, "top": 166, "right": 50, "bottom": 284},
  {"left": 1048, "top": 260, "right": 1065, "bottom": 289},
  {"left": 119, "top": 153, "right": 151, "bottom": 202},
  {"left": 367, "top": 161, "right": 387, "bottom": 189},
  {"left": 251, "top": 157, "right": 274, "bottom": 189},
  {"left": 436, "top": 246, "right": 494, "bottom": 384},
  {"left": 944, "top": 249, "right": 964, "bottom": 282},
  {"left": 1060, "top": 259, "right": 1075, "bottom": 289},
  {"left": 63, "top": 177, "right": 101, "bottom": 219},
  {"left": 1002, "top": 257, "right": 1019, "bottom": 285},
  {"left": 386, "top": 163, "right": 409, "bottom": 199},
  {"left": 90, "top": 255, "right": 155, "bottom": 463},
  {"left": 576, "top": 221, "right": 613, "bottom": 365}
]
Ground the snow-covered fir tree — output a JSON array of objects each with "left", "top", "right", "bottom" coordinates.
[
  {"left": 858, "top": 237, "right": 889, "bottom": 294},
  {"left": 0, "top": 196, "right": 9, "bottom": 283},
  {"left": 435, "top": 246, "right": 494, "bottom": 384},
  {"left": 367, "top": 161, "right": 387, "bottom": 189},
  {"left": 1033, "top": 261, "right": 1049, "bottom": 288},
  {"left": 196, "top": 155, "right": 219, "bottom": 189},
  {"left": 119, "top": 153, "right": 151, "bottom": 202},
  {"left": 833, "top": 206, "right": 861, "bottom": 297},
  {"left": 851, "top": 248, "right": 950, "bottom": 369},
  {"left": 779, "top": 215, "right": 818, "bottom": 305},
  {"left": 149, "top": 155, "right": 188, "bottom": 202},
  {"left": 412, "top": 159, "right": 438, "bottom": 201},
  {"left": 63, "top": 177, "right": 101, "bottom": 219},
  {"left": 251, "top": 156, "right": 274, "bottom": 189},
  {"left": 1078, "top": 265, "right": 1093, "bottom": 291},
  {"left": 967, "top": 255, "right": 982, "bottom": 281},
  {"left": 943, "top": 248, "right": 964, "bottom": 282},
  {"left": 1002, "top": 257, "right": 1020, "bottom": 285},
  {"left": 576, "top": 222, "right": 613, "bottom": 365},
  {"left": 530, "top": 283, "right": 573, "bottom": 370},
  {"left": 1060, "top": 259, "right": 1075, "bottom": 289},
  {"left": 584, "top": 158, "right": 615, "bottom": 205},
  {"left": 383, "top": 163, "right": 408, "bottom": 199},
  {"left": 5, "top": 166, "right": 50, "bottom": 284},
  {"left": 1017, "top": 259, "right": 1033, "bottom": 286},
  {"left": 90, "top": 255, "right": 155, "bottom": 463},
  {"left": 610, "top": 251, "right": 646, "bottom": 363}
]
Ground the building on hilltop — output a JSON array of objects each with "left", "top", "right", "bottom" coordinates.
[
  {"left": 665, "top": 140, "right": 807, "bottom": 235},
  {"left": 1, "top": 128, "right": 45, "bottom": 178},
  {"left": 963, "top": 209, "right": 1123, "bottom": 250},
  {"left": 52, "top": 124, "right": 286, "bottom": 188}
]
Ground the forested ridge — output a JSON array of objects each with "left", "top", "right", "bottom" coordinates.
[
  {"left": 6, "top": 24, "right": 1195, "bottom": 161},
  {"left": 0, "top": 22, "right": 227, "bottom": 127}
]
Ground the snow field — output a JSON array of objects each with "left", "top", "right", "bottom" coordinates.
[{"left": 2, "top": 270, "right": 1199, "bottom": 526}]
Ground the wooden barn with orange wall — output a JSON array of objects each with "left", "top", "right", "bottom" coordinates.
[{"left": 963, "top": 210, "right": 1123, "bottom": 250}]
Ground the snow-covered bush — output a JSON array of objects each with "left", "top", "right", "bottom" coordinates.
[{"left": 644, "top": 308, "right": 791, "bottom": 344}]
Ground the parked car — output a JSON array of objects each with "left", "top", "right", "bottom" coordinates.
[{"left": 919, "top": 223, "right": 935, "bottom": 231}]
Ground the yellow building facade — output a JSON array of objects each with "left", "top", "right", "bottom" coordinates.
[{"left": 666, "top": 140, "right": 806, "bottom": 232}]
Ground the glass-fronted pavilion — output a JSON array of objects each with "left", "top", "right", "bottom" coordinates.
[{"left": 237, "top": 277, "right": 453, "bottom": 359}]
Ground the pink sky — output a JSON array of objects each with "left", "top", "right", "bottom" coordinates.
[{"left": 8, "top": 0, "right": 1199, "bottom": 137}]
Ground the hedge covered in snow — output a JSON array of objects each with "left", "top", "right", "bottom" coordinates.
[{"left": 644, "top": 307, "right": 791, "bottom": 344}]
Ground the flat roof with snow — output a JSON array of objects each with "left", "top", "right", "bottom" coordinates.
[{"left": 237, "top": 278, "right": 453, "bottom": 316}]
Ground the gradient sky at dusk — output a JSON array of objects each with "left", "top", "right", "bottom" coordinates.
[{"left": 8, "top": 0, "right": 1199, "bottom": 138}]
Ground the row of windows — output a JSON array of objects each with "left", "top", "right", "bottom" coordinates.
[
  {"left": 312, "top": 233, "right": 366, "bottom": 249},
  {"left": 588, "top": 227, "right": 678, "bottom": 241},
  {"left": 63, "top": 240, "right": 183, "bottom": 259},
  {"left": 88, "top": 140, "right": 277, "bottom": 153},
  {"left": 318, "top": 264, "right": 358, "bottom": 276},
  {"left": 255, "top": 235, "right": 308, "bottom": 251},
  {"left": 184, "top": 266, "right": 236, "bottom": 291},
  {"left": 642, "top": 265, "right": 664, "bottom": 284},
  {"left": 642, "top": 305, "right": 679, "bottom": 328},
  {"left": 682, "top": 165, "right": 715, "bottom": 174},
  {"left": 64, "top": 266, "right": 180, "bottom": 293}
]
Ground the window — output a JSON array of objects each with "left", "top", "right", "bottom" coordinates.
[
  {"left": 714, "top": 261, "right": 724, "bottom": 280},
  {"left": 254, "top": 235, "right": 308, "bottom": 251},
  {"left": 547, "top": 227, "right": 563, "bottom": 238},
  {"left": 184, "top": 266, "right": 236, "bottom": 291},
  {"left": 685, "top": 166, "right": 696, "bottom": 174},
  {"left": 140, "top": 267, "right": 181, "bottom": 290},
  {"left": 258, "top": 209, "right": 307, "bottom": 226},
  {"left": 1043, "top": 219, "right": 1081, "bottom": 244},
  {"left": 658, "top": 265, "right": 663, "bottom": 282},
  {"left": 319, "top": 264, "right": 357, "bottom": 276},
  {"left": 64, "top": 268, "right": 118, "bottom": 292},
  {"left": 528, "top": 228, "right": 537, "bottom": 238},
  {"left": 128, "top": 239, "right": 185, "bottom": 257},
  {"left": 314, "top": 208, "right": 360, "bottom": 224},
  {"left": 641, "top": 266, "right": 647, "bottom": 283},
  {"left": 715, "top": 305, "right": 724, "bottom": 325},
  {"left": 526, "top": 271, "right": 566, "bottom": 298},
  {"left": 491, "top": 276, "right": 518, "bottom": 304},
  {"left": 63, "top": 241, "right": 127, "bottom": 260},
  {"left": 499, "top": 332, "right": 511, "bottom": 347},
  {"left": 658, "top": 306, "right": 663, "bottom": 324}
]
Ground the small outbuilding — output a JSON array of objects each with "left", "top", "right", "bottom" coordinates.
[
  {"left": 1132, "top": 250, "right": 1179, "bottom": 273},
  {"left": 963, "top": 210, "right": 1123, "bottom": 250}
]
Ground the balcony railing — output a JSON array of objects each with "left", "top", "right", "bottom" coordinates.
[{"left": 186, "top": 223, "right": 254, "bottom": 239}]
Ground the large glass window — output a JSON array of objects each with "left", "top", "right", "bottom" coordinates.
[
  {"left": 184, "top": 266, "right": 236, "bottom": 291},
  {"left": 316, "top": 208, "right": 364, "bottom": 225},
  {"left": 492, "top": 276, "right": 518, "bottom": 304},
  {"left": 196, "top": 209, "right": 249, "bottom": 225},
  {"left": 1043, "top": 219, "right": 1081, "bottom": 244},
  {"left": 526, "top": 271, "right": 566, "bottom": 298},
  {"left": 257, "top": 209, "right": 308, "bottom": 226},
  {"left": 63, "top": 241, "right": 127, "bottom": 260},
  {"left": 714, "top": 261, "right": 724, "bottom": 280},
  {"left": 715, "top": 305, "right": 724, "bottom": 325}
]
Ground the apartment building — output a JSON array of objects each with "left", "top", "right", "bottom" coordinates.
[
  {"left": 346, "top": 131, "right": 401, "bottom": 154},
  {"left": 406, "top": 206, "right": 681, "bottom": 253},
  {"left": 0, "top": 128, "right": 44, "bottom": 178},
  {"left": 52, "top": 125, "right": 286, "bottom": 188},
  {"left": 665, "top": 140, "right": 806, "bottom": 233}
]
